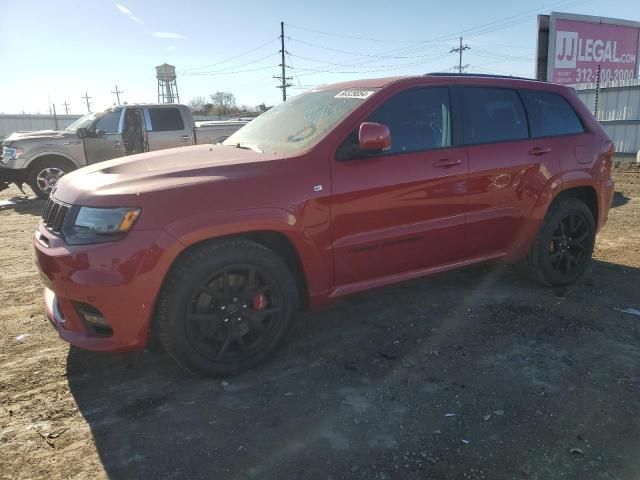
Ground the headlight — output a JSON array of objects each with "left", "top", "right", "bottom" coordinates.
[
  {"left": 65, "top": 207, "right": 141, "bottom": 244},
  {"left": 1, "top": 145, "right": 22, "bottom": 163}
]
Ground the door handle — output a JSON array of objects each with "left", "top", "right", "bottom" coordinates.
[
  {"left": 180, "top": 135, "right": 191, "bottom": 142},
  {"left": 528, "top": 147, "right": 551, "bottom": 156},
  {"left": 434, "top": 158, "right": 461, "bottom": 168}
]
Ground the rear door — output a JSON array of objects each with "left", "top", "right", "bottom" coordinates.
[
  {"left": 83, "top": 108, "right": 125, "bottom": 164},
  {"left": 330, "top": 86, "right": 469, "bottom": 286},
  {"left": 463, "top": 86, "right": 561, "bottom": 258},
  {"left": 145, "top": 107, "right": 194, "bottom": 151}
]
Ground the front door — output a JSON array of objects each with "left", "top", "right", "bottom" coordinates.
[
  {"left": 145, "top": 106, "right": 193, "bottom": 151},
  {"left": 330, "top": 86, "right": 469, "bottom": 286},
  {"left": 83, "top": 108, "right": 124, "bottom": 164}
]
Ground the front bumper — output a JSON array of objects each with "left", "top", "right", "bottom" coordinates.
[
  {"left": 0, "top": 166, "right": 27, "bottom": 184},
  {"left": 34, "top": 223, "right": 181, "bottom": 352}
]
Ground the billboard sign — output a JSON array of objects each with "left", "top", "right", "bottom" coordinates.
[{"left": 544, "top": 12, "right": 640, "bottom": 84}]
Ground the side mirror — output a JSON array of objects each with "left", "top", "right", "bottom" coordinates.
[
  {"left": 359, "top": 122, "right": 391, "bottom": 152},
  {"left": 76, "top": 127, "right": 88, "bottom": 139}
]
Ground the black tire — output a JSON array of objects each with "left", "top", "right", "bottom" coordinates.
[
  {"left": 156, "top": 239, "right": 298, "bottom": 377},
  {"left": 27, "top": 158, "right": 75, "bottom": 199},
  {"left": 523, "top": 196, "right": 596, "bottom": 287}
]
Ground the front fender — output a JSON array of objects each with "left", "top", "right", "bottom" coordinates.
[
  {"left": 163, "top": 207, "right": 333, "bottom": 299},
  {"left": 22, "top": 145, "right": 84, "bottom": 169}
]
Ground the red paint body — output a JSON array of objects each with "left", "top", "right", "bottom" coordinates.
[{"left": 34, "top": 75, "right": 614, "bottom": 352}]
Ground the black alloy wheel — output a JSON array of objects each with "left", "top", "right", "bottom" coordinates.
[
  {"left": 548, "top": 212, "right": 592, "bottom": 277},
  {"left": 523, "top": 197, "right": 596, "bottom": 287},
  {"left": 185, "top": 265, "right": 284, "bottom": 363},
  {"left": 157, "top": 239, "right": 298, "bottom": 376}
]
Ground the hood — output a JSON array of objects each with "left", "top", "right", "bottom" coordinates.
[
  {"left": 5, "top": 129, "right": 74, "bottom": 142},
  {"left": 53, "top": 144, "right": 284, "bottom": 204}
]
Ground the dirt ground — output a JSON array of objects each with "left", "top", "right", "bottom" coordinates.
[{"left": 1, "top": 166, "right": 639, "bottom": 480}]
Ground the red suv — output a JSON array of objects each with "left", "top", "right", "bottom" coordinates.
[{"left": 34, "top": 74, "right": 615, "bottom": 376}]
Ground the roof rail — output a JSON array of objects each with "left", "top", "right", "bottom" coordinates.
[{"left": 424, "top": 72, "right": 542, "bottom": 82}]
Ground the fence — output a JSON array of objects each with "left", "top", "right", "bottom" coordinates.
[
  {"left": 575, "top": 79, "right": 640, "bottom": 161},
  {"left": 0, "top": 114, "right": 82, "bottom": 138}
]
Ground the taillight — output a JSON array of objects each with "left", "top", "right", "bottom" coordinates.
[{"left": 600, "top": 142, "right": 614, "bottom": 177}]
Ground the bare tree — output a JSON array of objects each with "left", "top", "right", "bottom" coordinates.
[
  {"left": 210, "top": 92, "right": 237, "bottom": 116},
  {"left": 188, "top": 96, "right": 208, "bottom": 114}
]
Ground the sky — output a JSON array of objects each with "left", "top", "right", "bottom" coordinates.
[{"left": 0, "top": 0, "right": 638, "bottom": 114}]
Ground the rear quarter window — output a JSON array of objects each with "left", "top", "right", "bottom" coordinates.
[
  {"left": 148, "top": 108, "right": 185, "bottom": 132},
  {"left": 520, "top": 90, "right": 584, "bottom": 138},
  {"left": 462, "top": 87, "right": 529, "bottom": 144}
]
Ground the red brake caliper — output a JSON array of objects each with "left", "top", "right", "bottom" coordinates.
[{"left": 252, "top": 293, "right": 268, "bottom": 311}]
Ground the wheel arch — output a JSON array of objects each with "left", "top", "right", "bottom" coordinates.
[
  {"left": 551, "top": 185, "right": 598, "bottom": 226},
  {"left": 167, "top": 230, "right": 311, "bottom": 309},
  {"left": 27, "top": 153, "right": 78, "bottom": 173}
]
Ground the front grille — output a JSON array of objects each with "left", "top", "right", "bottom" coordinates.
[{"left": 42, "top": 198, "right": 70, "bottom": 235}]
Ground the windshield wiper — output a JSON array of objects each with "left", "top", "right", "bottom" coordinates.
[{"left": 234, "top": 142, "right": 263, "bottom": 153}]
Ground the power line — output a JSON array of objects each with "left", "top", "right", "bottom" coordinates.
[
  {"left": 183, "top": 65, "right": 279, "bottom": 76},
  {"left": 180, "top": 37, "right": 279, "bottom": 72},
  {"left": 285, "top": 23, "right": 437, "bottom": 44},
  {"left": 181, "top": 52, "right": 278, "bottom": 75}
]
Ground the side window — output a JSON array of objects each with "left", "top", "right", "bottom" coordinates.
[
  {"left": 462, "top": 87, "right": 528, "bottom": 144},
  {"left": 520, "top": 90, "right": 584, "bottom": 138},
  {"left": 94, "top": 109, "right": 122, "bottom": 134},
  {"left": 367, "top": 87, "right": 452, "bottom": 155},
  {"left": 148, "top": 108, "right": 185, "bottom": 132}
]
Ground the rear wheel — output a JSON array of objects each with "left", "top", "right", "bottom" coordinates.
[
  {"left": 523, "top": 197, "right": 596, "bottom": 286},
  {"left": 157, "top": 239, "right": 298, "bottom": 376},
  {"left": 27, "top": 158, "right": 75, "bottom": 199}
]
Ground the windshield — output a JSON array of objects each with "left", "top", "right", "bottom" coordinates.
[
  {"left": 65, "top": 112, "right": 99, "bottom": 131},
  {"left": 223, "top": 88, "right": 377, "bottom": 154}
]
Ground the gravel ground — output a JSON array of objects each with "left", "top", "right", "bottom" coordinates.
[{"left": 1, "top": 166, "right": 639, "bottom": 480}]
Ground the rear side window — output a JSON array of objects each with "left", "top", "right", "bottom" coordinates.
[
  {"left": 148, "top": 108, "right": 184, "bottom": 132},
  {"left": 520, "top": 90, "right": 584, "bottom": 138},
  {"left": 367, "top": 87, "right": 452, "bottom": 155},
  {"left": 462, "top": 87, "right": 528, "bottom": 144}
]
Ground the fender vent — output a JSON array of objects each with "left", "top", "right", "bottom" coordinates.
[{"left": 42, "top": 198, "right": 70, "bottom": 235}]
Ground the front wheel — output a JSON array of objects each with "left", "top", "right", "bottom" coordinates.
[
  {"left": 156, "top": 239, "right": 298, "bottom": 376},
  {"left": 27, "top": 159, "right": 75, "bottom": 199},
  {"left": 522, "top": 197, "right": 596, "bottom": 287}
]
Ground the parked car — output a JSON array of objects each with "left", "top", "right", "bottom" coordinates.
[
  {"left": 34, "top": 74, "right": 615, "bottom": 376},
  {"left": 0, "top": 104, "right": 248, "bottom": 198}
]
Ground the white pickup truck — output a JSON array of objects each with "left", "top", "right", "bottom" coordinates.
[{"left": 0, "top": 103, "right": 249, "bottom": 198}]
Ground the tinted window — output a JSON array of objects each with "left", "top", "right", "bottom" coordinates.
[
  {"left": 94, "top": 109, "right": 121, "bottom": 133},
  {"left": 148, "top": 108, "right": 184, "bottom": 131},
  {"left": 367, "top": 87, "right": 452, "bottom": 155},
  {"left": 520, "top": 90, "right": 584, "bottom": 138},
  {"left": 463, "top": 87, "right": 528, "bottom": 144}
]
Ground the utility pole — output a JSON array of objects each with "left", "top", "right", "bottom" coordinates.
[
  {"left": 82, "top": 91, "right": 92, "bottom": 113},
  {"left": 273, "top": 21, "right": 293, "bottom": 101},
  {"left": 111, "top": 84, "right": 124, "bottom": 104},
  {"left": 450, "top": 37, "right": 470, "bottom": 73},
  {"left": 52, "top": 103, "right": 59, "bottom": 130},
  {"left": 62, "top": 101, "right": 70, "bottom": 114}
]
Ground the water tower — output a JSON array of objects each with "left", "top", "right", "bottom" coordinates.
[{"left": 156, "top": 63, "right": 180, "bottom": 104}]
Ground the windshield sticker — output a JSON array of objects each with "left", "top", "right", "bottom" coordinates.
[{"left": 335, "top": 89, "right": 375, "bottom": 99}]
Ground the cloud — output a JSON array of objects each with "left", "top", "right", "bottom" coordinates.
[
  {"left": 166, "top": 45, "right": 177, "bottom": 51},
  {"left": 115, "top": 4, "right": 144, "bottom": 24},
  {"left": 151, "top": 31, "right": 186, "bottom": 39}
]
